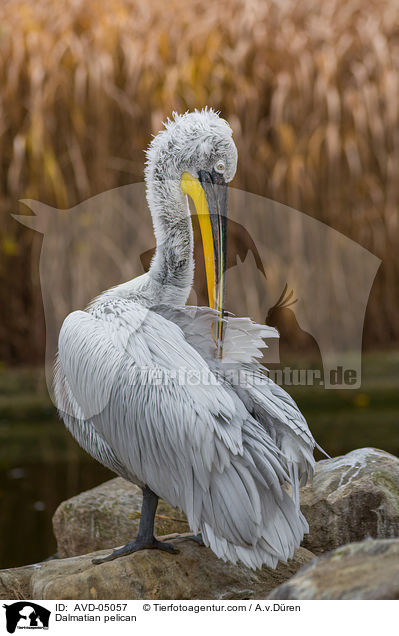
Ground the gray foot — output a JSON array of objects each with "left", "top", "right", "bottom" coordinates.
[
  {"left": 185, "top": 533, "right": 204, "bottom": 545},
  {"left": 92, "top": 537, "right": 179, "bottom": 565}
]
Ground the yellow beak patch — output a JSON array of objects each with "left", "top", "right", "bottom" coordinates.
[{"left": 181, "top": 171, "right": 216, "bottom": 310}]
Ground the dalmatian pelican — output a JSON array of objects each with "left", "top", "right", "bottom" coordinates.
[{"left": 54, "top": 108, "right": 319, "bottom": 570}]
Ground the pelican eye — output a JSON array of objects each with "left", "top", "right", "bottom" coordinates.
[{"left": 214, "top": 160, "right": 226, "bottom": 174}]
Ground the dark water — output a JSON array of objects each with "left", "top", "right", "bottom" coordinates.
[
  {"left": 0, "top": 418, "right": 113, "bottom": 569},
  {"left": 0, "top": 456, "right": 112, "bottom": 570},
  {"left": 0, "top": 357, "right": 398, "bottom": 569}
]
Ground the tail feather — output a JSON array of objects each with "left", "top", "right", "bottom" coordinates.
[{"left": 196, "top": 414, "right": 309, "bottom": 570}]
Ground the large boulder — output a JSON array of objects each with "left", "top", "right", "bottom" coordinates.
[
  {"left": 53, "top": 478, "right": 188, "bottom": 558},
  {"left": 0, "top": 537, "right": 314, "bottom": 600},
  {"left": 268, "top": 538, "right": 399, "bottom": 600},
  {"left": 301, "top": 447, "right": 399, "bottom": 554}
]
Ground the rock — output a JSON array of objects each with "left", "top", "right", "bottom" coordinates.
[
  {"left": 0, "top": 537, "right": 314, "bottom": 600},
  {"left": 300, "top": 447, "right": 399, "bottom": 554},
  {"left": 53, "top": 448, "right": 399, "bottom": 565},
  {"left": 53, "top": 478, "right": 188, "bottom": 558},
  {"left": 0, "top": 563, "right": 38, "bottom": 600},
  {"left": 268, "top": 538, "right": 399, "bottom": 600}
]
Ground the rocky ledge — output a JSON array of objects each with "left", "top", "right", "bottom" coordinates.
[
  {"left": 0, "top": 538, "right": 313, "bottom": 600},
  {"left": 2, "top": 447, "right": 399, "bottom": 600}
]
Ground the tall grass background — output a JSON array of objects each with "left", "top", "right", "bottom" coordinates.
[{"left": 0, "top": 0, "right": 398, "bottom": 365}]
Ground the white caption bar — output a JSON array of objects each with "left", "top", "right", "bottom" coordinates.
[{"left": 1, "top": 599, "right": 395, "bottom": 635}]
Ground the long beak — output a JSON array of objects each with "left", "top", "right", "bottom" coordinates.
[{"left": 181, "top": 169, "right": 228, "bottom": 357}]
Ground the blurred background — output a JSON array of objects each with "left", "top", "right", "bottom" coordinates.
[{"left": 0, "top": 0, "right": 398, "bottom": 568}]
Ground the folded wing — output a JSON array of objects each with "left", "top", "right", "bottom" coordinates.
[{"left": 55, "top": 298, "right": 313, "bottom": 569}]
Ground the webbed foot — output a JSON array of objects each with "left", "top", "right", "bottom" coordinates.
[
  {"left": 184, "top": 532, "right": 204, "bottom": 545},
  {"left": 92, "top": 537, "right": 179, "bottom": 565}
]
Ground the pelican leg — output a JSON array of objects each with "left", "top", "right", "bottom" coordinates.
[{"left": 92, "top": 486, "right": 179, "bottom": 565}]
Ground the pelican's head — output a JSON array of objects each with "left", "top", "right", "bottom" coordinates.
[
  {"left": 145, "top": 108, "right": 237, "bottom": 354},
  {"left": 145, "top": 107, "right": 237, "bottom": 186}
]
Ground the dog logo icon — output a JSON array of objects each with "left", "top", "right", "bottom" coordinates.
[{"left": 3, "top": 602, "right": 50, "bottom": 633}]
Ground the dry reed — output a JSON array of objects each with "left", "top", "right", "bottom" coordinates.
[{"left": 0, "top": 0, "right": 398, "bottom": 364}]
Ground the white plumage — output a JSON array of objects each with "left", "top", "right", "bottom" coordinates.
[{"left": 54, "top": 109, "right": 318, "bottom": 570}]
